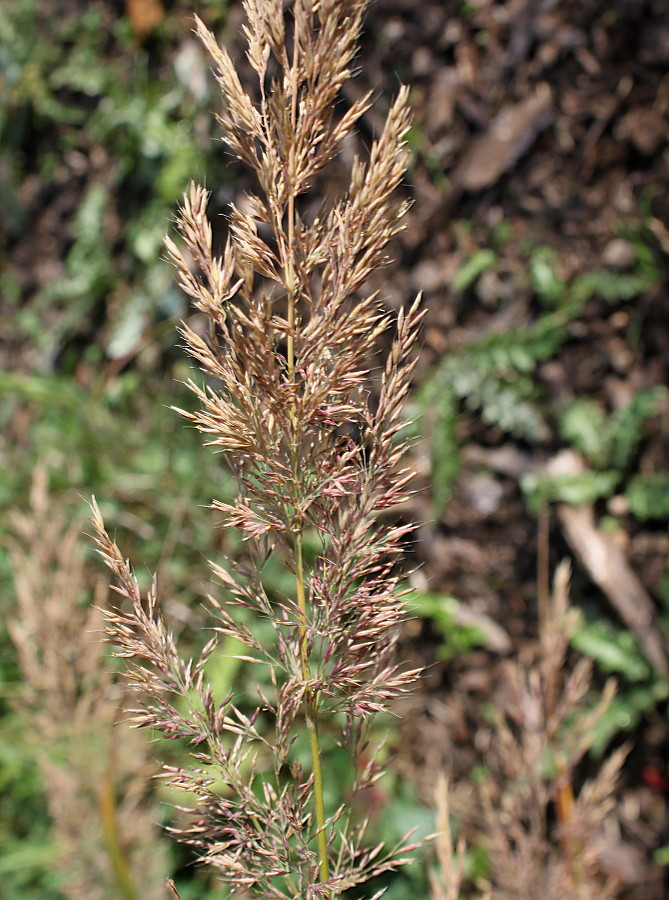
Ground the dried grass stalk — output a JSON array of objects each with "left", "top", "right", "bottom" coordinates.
[
  {"left": 466, "top": 562, "right": 627, "bottom": 900},
  {"left": 93, "top": 2, "right": 422, "bottom": 897},
  {"left": 9, "top": 469, "right": 167, "bottom": 900}
]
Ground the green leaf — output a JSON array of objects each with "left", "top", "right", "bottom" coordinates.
[
  {"left": 587, "top": 678, "right": 669, "bottom": 754},
  {"left": 626, "top": 472, "right": 669, "bottom": 521},
  {"left": 529, "top": 247, "right": 566, "bottom": 306},
  {"left": 421, "top": 381, "right": 460, "bottom": 510},
  {"left": 477, "top": 378, "right": 548, "bottom": 440},
  {"left": 521, "top": 470, "right": 620, "bottom": 512},
  {"left": 654, "top": 846, "right": 669, "bottom": 866},
  {"left": 608, "top": 386, "right": 667, "bottom": 470},
  {"left": 559, "top": 399, "right": 610, "bottom": 467},
  {"left": 571, "top": 268, "right": 657, "bottom": 306},
  {"left": 408, "top": 592, "right": 486, "bottom": 660},
  {"left": 0, "top": 840, "right": 60, "bottom": 875},
  {"left": 571, "top": 617, "right": 651, "bottom": 681},
  {"left": 453, "top": 249, "right": 496, "bottom": 291}
]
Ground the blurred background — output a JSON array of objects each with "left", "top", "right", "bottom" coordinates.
[{"left": 1, "top": 0, "right": 668, "bottom": 898}]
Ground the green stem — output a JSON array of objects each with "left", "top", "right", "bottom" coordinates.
[
  {"left": 288, "top": 241, "right": 330, "bottom": 891},
  {"left": 295, "top": 532, "right": 329, "bottom": 885},
  {"left": 99, "top": 751, "right": 140, "bottom": 900},
  {"left": 284, "top": 35, "right": 330, "bottom": 890}
]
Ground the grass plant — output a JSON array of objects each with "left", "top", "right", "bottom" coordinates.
[
  {"left": 9, "top": 470, "right": 168, "bottom": 900},
  {"left": 434, "top": 563, "right": 630, "bottom": 900},
  {"left": 92, "top": 1, "right": 423, "bottom": 896},
  {"left": 472, "top": 562, "right": 628, "bottom": 899}
]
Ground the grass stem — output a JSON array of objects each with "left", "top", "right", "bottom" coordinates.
[{"left": 284, "top": 36, "right": 330, "bottom": 889}]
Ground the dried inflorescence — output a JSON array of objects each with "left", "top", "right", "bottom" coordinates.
[
  {"left": 9, "top": 470, "right": 167, "bottom": 900},
  {"left": 92, "top": 1, "right": 422, "bottom": 897},
  {"left": 449, "top": 562, "right": 628, "bottom": 900}
]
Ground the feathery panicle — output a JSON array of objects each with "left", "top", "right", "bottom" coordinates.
[
  {"left": 93, "top": 1, "right": 422, "bottom": 896},
  {"left": 468, "top": 562, "right": 627, "bottom": 900},
  {"left": 9, "top": 471, "right": 168, "bottom": 900}
]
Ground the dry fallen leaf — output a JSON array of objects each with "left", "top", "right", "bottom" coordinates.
[
  {"left": 126, "top": 0, "right": 165, "bottom": 40},
  {"left": 452, "top": 84, "right": 554, "bottom": 191}
]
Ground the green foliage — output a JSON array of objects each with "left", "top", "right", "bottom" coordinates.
[
  {"left": 0, "top": 709, "right": 60, "bottom": 900},
  {"left": 453, "top": 249, "right": 496, "bottom": 292},
  {"left": 528, "top": 246, "right": 566, "bottom": 307},
  {"left": 0, "top": 0, "right": 234, "bottom": 369},
  {"left": 626, "top": 472, "right": 669, "bottom": 521},
  {"left": 419, "top": 380, "right": 461, "bottom": 508},
  {"left": 0, "top": 365, "right": 219, "bottom": 498},
  {"left": 420, "top": 235, "right": 663, "bottom": 519},
  {"left": 368, "top": 780, "right": 433, "bottom": 900},
  {"left": 408, "top": 591, "right": 486, "bottom": 660},
  {"left": 569, "top": 609, "right": 669, "bottom": 753},
  {"left": 654, "top": 846, "right": 669, "bottom": 866},
  {"left": 558, "top": 399, "right": 610, "bottom": 468},
  {"left": 572, "top": 615, "right": 651, "bottom": 681},
  {"left": 170, "top": 882, "right": 230, "bottom": 900},
  {"left": 559, "top": 387, "right": 666, "bottom": 472},
  {"left": 519, "top": 384, "right": 666, "bottom": 513},
  {"left": 587, "top": 677, "right": 669, "bottom": 755},
  {"left": 521, "top": 470, "right": 621, "bottom": 514}
]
